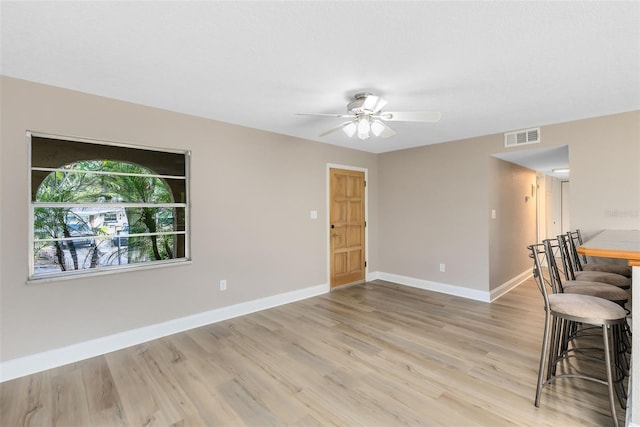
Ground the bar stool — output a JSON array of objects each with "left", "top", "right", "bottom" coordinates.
[
  {"left": 545, "top": 238, "right": 628, "bottom": 305},
  {"left": 545, "top": 238, "right": 631, "bottom": 381},
  {"left": 568, "top": 230, "right": 632, "bottom": 278},
  {"left": 558, "top": 234, "right": 631, "bottom": 289},
  {"left": 529, "top": 243, "right": 627, "bottom": 427}
]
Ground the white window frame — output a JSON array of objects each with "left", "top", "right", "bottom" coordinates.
[{"left": 27, "top": 131, "right": 191, "bottom": 283}]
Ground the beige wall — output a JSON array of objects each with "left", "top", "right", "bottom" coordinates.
[
  {"left": 548, "top": 113, "right": 640, "bottom": 239},
  {"left": 378, "top": 136, "right": 492, "bottom": 291},
  {"left": 488, "top": 158, "right": 537, "bottom": 290},
  {"left": 0, "top": 76, "right": 378, "bottom": 361},
  {"left": 378, "top": 111, "right": 639, "bottom": 294}
]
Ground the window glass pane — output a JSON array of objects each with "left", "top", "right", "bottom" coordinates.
[
  {"left": 34, "top": 162, "right": 182, "bottom": 204},
  {"left": 34, "top": 207, "right": 185, "bottom": 239},
  {"left": 33, "top": 233, "right": 181, "bottom": 276}
]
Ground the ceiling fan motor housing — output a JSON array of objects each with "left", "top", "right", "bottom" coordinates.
[{"left": 347, "top": 92, "right": 376, "bottom": 115}]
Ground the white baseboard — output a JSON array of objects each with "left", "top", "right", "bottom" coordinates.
[
  {"left": 366, "top": 271, "right": 381, "bottom": 281},
  {"left": 0, "top": 282, "right": 329, "bottom": 382},
  {"left": 489, "top": 269, "right": 532, "bottom": 302},
  {"left": 371, "top": 270, "right": 531, "bottom": 303},
  {"left": 373, "top": 272, "right": 492, "bottom": 302}
]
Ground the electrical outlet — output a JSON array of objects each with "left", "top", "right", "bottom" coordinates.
[
  {"left": 439, "top": 263, "right": 446, "bottom": 272},
  {"left": 220, "top": 279, "right": 227, "bottom": 291}
]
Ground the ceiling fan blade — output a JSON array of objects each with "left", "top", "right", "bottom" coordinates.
[
  {"left": 374, "top": 98, "right": 388, "bottom": 113},
  {"left": 375, "top": 111, "right": 442, "bottom": 122},
  {"left": 297, "top": 112, "right": 355, "bottom": 118},
  {"left": 319, "top": 121, "right": 354, "bottom": 137},
  {"left": 362, "top": 95, "right": 388, "bottom": 113}
]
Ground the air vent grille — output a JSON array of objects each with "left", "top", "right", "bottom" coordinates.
[{"left": 504, "top": 127, "right": 540, "bottom": 147}]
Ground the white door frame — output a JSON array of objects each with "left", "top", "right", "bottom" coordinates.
[{"left": 561, "top": 180, "right": 570, "bottom": 233}]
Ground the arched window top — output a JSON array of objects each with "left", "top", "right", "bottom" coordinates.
[
  {"left": 31, "top": 135, "right": 186, "bottom": 202},
  {"left": 36, "top": 160, "right": 174, "bottom": 204}
]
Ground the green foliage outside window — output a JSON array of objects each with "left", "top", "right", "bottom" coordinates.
[{"left": 33, "top": 160, "right": 183, "bottom": 277}]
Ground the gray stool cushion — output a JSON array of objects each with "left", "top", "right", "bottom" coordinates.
[
  {"left": 562, "top": 280, "right": 629, "bottom": 303},
  {"left": 574, "top": 271, "right": 632, "bottom": 288},
  {"left": 549, "top": 293, "right": 627, "bottom": 323},
  {"left": 582, "top": 263, "right": 632, "bottom": 278}
]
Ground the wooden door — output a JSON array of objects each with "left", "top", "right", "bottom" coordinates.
[{"left": 330, "top": 168, "right": 366, "bottom": 288}]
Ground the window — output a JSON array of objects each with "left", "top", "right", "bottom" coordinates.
[
  {"left": 29, "top": 132, "right": 190, "bottom": 281},
  {"left": 103, "top": 213, "right": 118, "bottom": 223}
]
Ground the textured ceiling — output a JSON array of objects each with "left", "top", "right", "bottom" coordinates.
[{"left": 1, "top": 1, "right": 639, "bottom": 159}]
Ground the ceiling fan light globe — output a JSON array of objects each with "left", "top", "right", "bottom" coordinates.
[
  {"left": 357, "top": 117, "right": 370, "bottom": 133},
  {"left": 342, "top": 121, "right": 357, "bottom": 137},
  {"left": 357, "top": 118, "right": 370, "bottom": 140},
  {"left": 370, "top": 120, "right": 385, "bottom": 137}
]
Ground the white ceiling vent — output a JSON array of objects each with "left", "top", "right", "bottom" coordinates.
[{"left": 504, "top": 127, "right": 540, "bottom": 148}]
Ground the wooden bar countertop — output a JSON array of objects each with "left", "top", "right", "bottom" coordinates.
[{"left": 577, "top": 229, "right": 640, "bottom": 267}]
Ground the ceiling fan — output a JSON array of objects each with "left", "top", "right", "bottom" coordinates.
[{"left": 298, "top": 92, "right": 441, "bottom": 140}]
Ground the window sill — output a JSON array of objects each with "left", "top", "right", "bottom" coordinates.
[{"left": 26, "top": 258, "right": 192, "bottom": 285}]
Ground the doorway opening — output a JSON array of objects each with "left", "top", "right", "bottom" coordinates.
[{"left": 493, "top": 145, "right": 569, "bottom": 242}]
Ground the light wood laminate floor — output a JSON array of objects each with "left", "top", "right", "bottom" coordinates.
[{"left": 0, "top": 279, "right": 627, "bottom": 426}]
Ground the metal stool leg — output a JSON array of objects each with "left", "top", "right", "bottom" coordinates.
[{"left": 602, "top": 325, "right": 619, "bottom": 427}]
